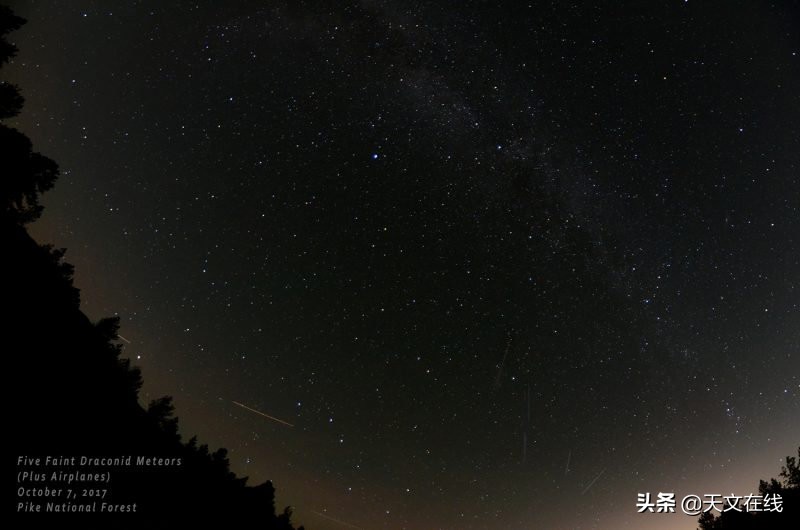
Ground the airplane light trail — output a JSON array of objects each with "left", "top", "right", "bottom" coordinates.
[{"left": 231, "top": 400, "right": 294, "bottom": 428}]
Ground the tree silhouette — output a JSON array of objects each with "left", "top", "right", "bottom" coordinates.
[
  {"left": 4, "top": 6, "right": 303, "bottom": 528},
  {"left": 0, "top": 5, "right": 25, "bottom": 117},
  {"left": 0, "top": 7, "right": 58, "bottom": 224},
  {"left": 697, "top": 447, "right": 799, "bottom": 530}
]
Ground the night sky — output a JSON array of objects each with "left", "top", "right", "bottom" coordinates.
[{"left": 6, "top": 1, "right": 800, "bottom": 528}]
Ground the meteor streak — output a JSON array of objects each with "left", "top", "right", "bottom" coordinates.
[
  {"left": 581, "top": 468, "right": 606, "bottom": 495},
  {"left": 117, "top": 335, "right": 132, "bottom": 344},
  {"left": 231, "top": 400, "right": 294, "bottom": 428},
  {"left": 310, "top": 510, "right": 364, "bottom": 530},
  {"left": 565, "top": 449, "right": 571, "bottom": 476},
  {"left": 493, "top": 333, "right": 514, "bottom": 389}
]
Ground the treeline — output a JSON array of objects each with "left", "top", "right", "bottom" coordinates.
[
  {"left": 3, "top": 6, "right": 301, "bottom": 527},
  {"left": 697, "top": 447, "right": 799, "bottom": 529}
]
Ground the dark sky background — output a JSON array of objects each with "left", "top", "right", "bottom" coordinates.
[{"left": 6, "top": 1, "right": 800, "bottom": 528}]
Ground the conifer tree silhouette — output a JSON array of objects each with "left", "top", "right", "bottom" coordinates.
[
  {"left": 3, "top": 6, "right": 303, "bottom": 528},
  {"left": 697, "top": 447, "right": 799, "bottom": 530}
]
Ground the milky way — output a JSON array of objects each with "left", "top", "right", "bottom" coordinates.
[{"left": 7, "top": 1, "right": 799, "bottom": 528}]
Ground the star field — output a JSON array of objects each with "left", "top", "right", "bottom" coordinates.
[{"left": 7, "top": 1, "right": 800, "bottom": 528}]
